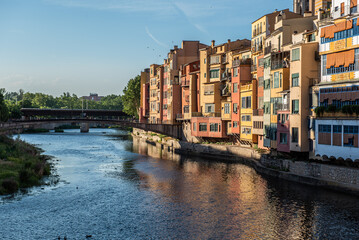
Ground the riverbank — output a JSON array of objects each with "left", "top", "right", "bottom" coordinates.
[
  {"left": 0, "top": 135, "right": 51, "bottom": 195},
  {"left": 133, "top": 128, "right": 359, "bottom": 196}
]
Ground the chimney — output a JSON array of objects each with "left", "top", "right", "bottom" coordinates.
[
  {"left": 227, "top": 39, "right": 231, "bottom": 43},
  {"left": 211, "top": 40, "right": 215, "bottom": 47},
  {"left": 174, "top": 45, "right": 178, "bottom": 50}
]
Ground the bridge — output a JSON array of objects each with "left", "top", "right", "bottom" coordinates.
[{"left": 0, "top": 108, "right": 183, "bottom": 139}]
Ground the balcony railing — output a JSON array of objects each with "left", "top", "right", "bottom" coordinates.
[
  {"left": 221, "top": 83, "right": 231, "bottom": 97},
  {"left": 170, "top": 78, "right": 180, "bottom": 85},
  {"left": 264, "top": 46, "right": 271, "bottom": 55},
  {"left": 176, "top": 113, "right": 184, "bottom": 119},
  {"left": 206, "top": 112, "right": 221, "bottom": 117},
  {"left": 221, "top": 72, "right": 232, "bottom": 81},
  {"left": 271, "top": 60, "right": 289, "bottom": 70},
  {"left": 222, "top": 56, "right": 228, "bottom": 64},
  {"left": 253, "top": 109, "right": 264, "bottom": 116},
  {"left": 183, "top": 106, "right": 189, "bottom": 113},
  {"left": 192, "top": 112, "right": 202, "bottom": 117},
  {"left": 251, "top": 65, "right": 257, "bottom": 72},
  {"left": 232, "top": 58, "right": 251, "bottom": 67},
  {"left": 252, "top": 45, "right": 263, "bottom": 53},
  {"left": 277, "top": 103, "right": 290, "bottom": 111}
]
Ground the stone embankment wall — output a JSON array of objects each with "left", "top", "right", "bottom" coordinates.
[{"left": 133, "top": 128, "right": 359, "bottom": 195}]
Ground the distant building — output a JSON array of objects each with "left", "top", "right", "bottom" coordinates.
[{"left": 82, "top": 93, "right": 104, "bottom": 102}]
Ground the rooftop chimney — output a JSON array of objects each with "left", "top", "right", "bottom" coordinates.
[
  {"left": 211, "top": 40, "right": 215, "bottom": 47},
  {"left": 174, "top": 45, "right": 178, "bottom": 50}
]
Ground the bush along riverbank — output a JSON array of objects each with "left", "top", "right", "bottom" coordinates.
[{"left": 0, "top": 135, "right": 50, "bottom": 195}]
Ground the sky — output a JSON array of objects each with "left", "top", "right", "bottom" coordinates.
[{"left": 0, "top": 0, "right": 290, "bottom": 97}]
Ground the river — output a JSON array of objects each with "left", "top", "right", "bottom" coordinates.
[{"left": 0, "top": 128, "right": 359, "bottom": 239}]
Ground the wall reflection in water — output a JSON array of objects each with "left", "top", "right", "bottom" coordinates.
[{"left": 131, "top": 138, "right": 359, "bottom": 239}]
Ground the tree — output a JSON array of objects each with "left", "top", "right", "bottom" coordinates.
[
  {"left": 0, "top": 92, "right": 9, "bottom": 122},
  {"left": 122, "top": 75, "right": 141, "bottom": 117}
]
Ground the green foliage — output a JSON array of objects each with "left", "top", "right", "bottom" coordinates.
[
  {"left": 0, "top": 135, "right": 51, "bottom": 194},
  {"left": 315, "top": 105, "right": 359, "bottom": 116},
  {"left": 314, "top": 106, "right": 326, "bottom": 116},
  {"left": 122, "top": 75, "right": 141, "bottom": 117},
  {"left": 0, "top": 92, "right": 9, "bottom": 122}
]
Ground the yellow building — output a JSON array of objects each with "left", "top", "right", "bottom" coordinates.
[{"left": 240, "top": 80, "right": 257, "bottom": 145}]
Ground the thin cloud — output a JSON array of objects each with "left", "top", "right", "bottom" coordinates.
[
  {"left": 43, "top": 0, "right": 174, "bottom": 13},
  {"left": 145, "top": 27, "right": 168, "bottom": 48}
]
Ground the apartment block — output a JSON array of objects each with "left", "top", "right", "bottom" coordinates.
[
  {"left": 149, "top": 64, "right": 162, "bottom": 124},
  {"left": 315, "top": 0, "right": 359, "bottom": 160},
  {"left": 191, "top": 39, "right": 251, "bottom": 140},
  {"left": 139, "top": 68, "right": 150, "bottom": 123},
  {"left": 162, "top": 41, "right": 207, "bottom": 124}
]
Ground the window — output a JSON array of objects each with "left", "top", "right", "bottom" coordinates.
[
  {"left": 258, "top": 97, "right": 264, "bottom": 109},
  {"left": 292, "top": 48, "right": 300, "bottom": 61},
  {"left": 210, "top": 123, "right": 219, "bottom": 132},
  {"left": 210, "top": 55, "right": 220, "bottom": 64},
  {"left": 233, "top": 103, "right": 238, "bottom": 114},
  {"left": 292, "top": 73, "right": 299, "bottom": 87},
  {"left": 233, "top": 83, "right": 238, "bottom": 93},
  {"left": 233, "top": 121, "right": 238, "bottom": 128},
  {"left": 204, "top": 58, "right": 206, "bottom": 64},
  {"left": 292, "top": 100, "right": 299, "bottom": 114},
  {"left": 199, "top": 123, "right": 207, "bottom": 132},
  {"left": 204, "top": 73, "right": 207, "bottom": 78},
  {"left": 280, "top": 133, "right": 287, "bottom": 144},
  {"left": 241, "top": 96, "right": 252, "bottom": 109},
  {"left": 333, "top": 125, "right": 342, "bottom": 133},
  {"left": 193, "top": 122, "right": 196, "bottom": 132},
  {"left": 233, "top": 68, "right": 238, "bottom": 77},
  {"left": 292, "top": 128, "right": 299, "bottom": 143},
  {"left": 242, "top": 127, "right": 251, "bottom": 134},
  {"left": 210, "top": 69, "right": 219, "bottom": 78},
  {"left": 264, "top": 79, "right": 270, "bottom": 89},
  {"left": 264, "top": 102, "right": 271, "bottom": 114},
  {"left": 241, "top": 115, "right": 251, "bottom": 121},
  {"left": 344, "top": 126, "right": 359, "bottom": 134},
  {"left": 205, "top": 103, "right": 215, "bottom": 113},
  {"left": 224, "top": 103, "right": 230, "bottom": 114},
  {"left": 274, "top": 72, "right": 280, "bottom": 88}
]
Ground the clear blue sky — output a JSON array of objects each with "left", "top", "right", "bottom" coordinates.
[{"left": 0, "top": 0, "right": 290, "bottom": 96}]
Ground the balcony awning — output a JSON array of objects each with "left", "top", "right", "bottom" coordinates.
[
  {"left": 321, "top": 20, "right": 353, "bottom": 39},
  {"left": 326, "top": 50, "right": 355, "bottom": 68},
  {"left": 351, "top": 0, "right": 357, "bottom": 8}
]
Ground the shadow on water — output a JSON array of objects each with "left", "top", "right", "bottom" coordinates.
[{"left": 130, "top": 137, "right": 359, "bottom": 240}]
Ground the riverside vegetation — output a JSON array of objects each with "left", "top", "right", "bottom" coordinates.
[{"left": 0, "top": 135, "right": 50, "bottom": 195}]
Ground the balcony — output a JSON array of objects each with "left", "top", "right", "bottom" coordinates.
[
  {"left": 277, "top": 103, "right": 290, "bottom": 111},
  {"left": 241, "top": 84, "right": 253, "bottom": 92},
  {"left": 232, "top": 58, "right": 251, "bottom": 68},
  {"left": 181, "top": 79, "right": 190, "bottom": 87},
  {"left": 192, "top": 112, "right": 202, "bottom": 117},
  {"left": 264, "top": 45, "right": 271, "bottom": 55},
  {"left": 170, "top": 78, "right": 180, "bottom": 85},
  {"left": 252, "top": 45, "right": 263, "bottom": 53},
  {"left": 253, "top": 109, "right": 264, "bottom": 116},
  {"left": 221, "top": 72, "right": 231, "bottom": 81},
  {"left": 176, "top": 113, "right": 184, "bottom": 120},
  {"left": 271, "top": 51, "right": 290, "bottom": 70},
  {"left": 222, "top": 55, "right": 228, "bottom": 64},
  {"left": 206, "top": 112, "right": 221, "bottom": 117},
  {"left": 221, "top": 83, "right": 231, "bottom": 97},
  {"left": 183, "top": 106, "right": 189, "bottom": 113},
  {"left": 251, "top": 65, "right": 257, "bottom": 72}
]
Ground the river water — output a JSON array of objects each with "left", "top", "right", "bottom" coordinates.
[{"left": 1, "top": 128, "right": 359, "bottom": 239}]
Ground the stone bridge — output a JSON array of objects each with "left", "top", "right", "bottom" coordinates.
[{"left": 0, "top": 119, "right": 183, "bottom": 139}]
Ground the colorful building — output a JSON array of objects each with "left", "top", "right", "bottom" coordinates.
[
  {"left": 139, "top": 68, "right": 150, "bottom": 123},
  {"left": 315, "top": 0, "right": 359, "bottom": 160}
]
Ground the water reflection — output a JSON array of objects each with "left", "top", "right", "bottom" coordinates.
[{"left": 132, "top": 137, "right": 359, "bottom": 239}]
